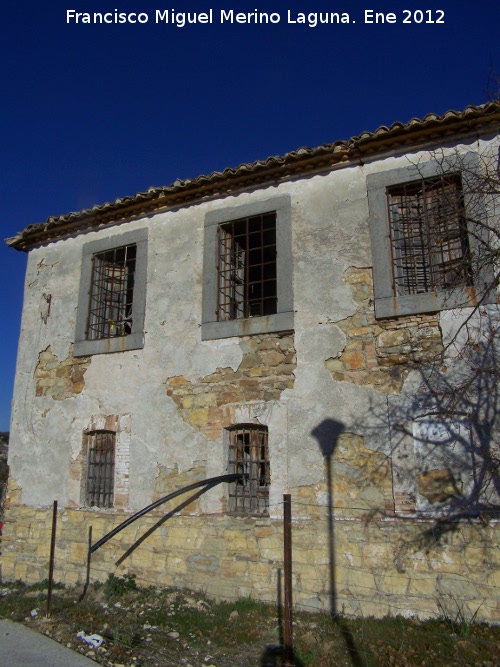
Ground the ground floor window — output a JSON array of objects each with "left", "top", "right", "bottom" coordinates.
[
  {"left": 228, "top": 424, "right": 269, "bottom": 515},
  {"left": 85, "top": 431, "right": 116, "bottom": 508}
]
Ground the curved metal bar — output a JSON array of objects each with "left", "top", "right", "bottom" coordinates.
[
  {"left": 90, "top": 473, "right": 245, "bottom": 554},
  {"left": 116, "top": 484, "right": 211, "bottom": 566}
]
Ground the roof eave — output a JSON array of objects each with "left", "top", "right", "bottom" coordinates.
[{"left": 7, "top": 101, "right": 500, "bottom": 252}]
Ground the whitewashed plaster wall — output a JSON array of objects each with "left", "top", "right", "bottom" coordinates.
[{"left": 9, "top": 136, "right": 499, "bottom": 517}]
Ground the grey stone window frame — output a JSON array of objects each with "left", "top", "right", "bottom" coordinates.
[
  {"left": 367, "top": 153, "right": 492, "bottom": 319},
  {"left": 202, "top": 195, "right": 294, "bottom": 340},
  {"left": 74, "top": 228, "right": 148, "bottom": 356}
]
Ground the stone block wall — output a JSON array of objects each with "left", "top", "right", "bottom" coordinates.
[{"left": 2, "top": 500, "right": 499, "bottom": 623}]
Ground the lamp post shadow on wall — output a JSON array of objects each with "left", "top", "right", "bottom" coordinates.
[
  {"left": 311, "top": 419, "right": 364, "bottom": 667},
  {"left": 311, "top": 418, "right": 345, "bottom": 617}
]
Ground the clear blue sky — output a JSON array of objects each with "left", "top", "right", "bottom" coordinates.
[{"left": 1, "top": 0, "right": 499, "bottom": 430}]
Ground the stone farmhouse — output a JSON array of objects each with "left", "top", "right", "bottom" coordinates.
[{"left": 3, "top": 102, "right": 500, "bottom": 622}]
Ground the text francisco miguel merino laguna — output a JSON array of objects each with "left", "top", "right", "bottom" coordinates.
[{"left": 66, "top": 8, "right": 355, "bottom": 27}]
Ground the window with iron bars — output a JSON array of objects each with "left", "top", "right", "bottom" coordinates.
[
  {"left": 217, "top": 214, "right": 277, "bottom": 321},
  {"left": 227, "top": 425, "right": 270, "bottom": 515},
  {"left": 387, "top": 174, "right": 472, "bottom": 296},
  {"left": 87, "top": 244, "right": 137, "bottom": 340},
  {"left": 85, "top": 431, "right": 115, "bottom": 508}
]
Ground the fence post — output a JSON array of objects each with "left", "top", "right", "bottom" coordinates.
[
  {"left": 46, "top": 500, "right": 58, "bottom": 618},
  {"left": 283, "top": 493, "right": 294, "bottom": 666},
  {"left": 81, "top": 525, "right": 93, "bottom": 600}
]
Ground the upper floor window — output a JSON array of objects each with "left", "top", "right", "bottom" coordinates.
[
  {"left": 387, "top": 174, "right": 471, "bottom": 297},
  {"left": 367, "top": 154, "right": 493, "bottom": 319},
  {"left": 218, "top": 213, "right": 277, "bottom": 321},
  {"left": 74, "top": 228, "right": 148, "bottom": 356},
  {"left": 87, "top": 244, "right": 137, "bottom": 340},
  {"left": 227, "top": 424, "right": 270, "bottom": 515},
  {"left": 202, "top": 196, "right": 293, "bottom": 340}
]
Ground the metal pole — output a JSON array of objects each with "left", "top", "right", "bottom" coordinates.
[
  {"left": 78, "top": 526, "right": 93, "bottom": 603},
  {"left": 277, "top": 567, "right": 284, "bottom": 649},
  {"left": 46, "top": 500, "right": 58, "bottom": 618},
  {"left": 283, "top": 493, "right": 294, "bottom": 666}
]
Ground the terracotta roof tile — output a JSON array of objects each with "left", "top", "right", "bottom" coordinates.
[{"left": 7, "top": 102, "right": 500, "bottom": 251}]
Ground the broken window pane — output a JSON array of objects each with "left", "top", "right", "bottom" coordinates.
[
  {"left": 228, "top": 424, "right": 269, "bottom": 515},
  {"left": 387, "top": 175, "right": 471, "bottom": 296}
]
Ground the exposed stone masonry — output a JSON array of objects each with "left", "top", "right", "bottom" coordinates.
[
  {"left": 152, "top": 462, "right": 206, "bottom": 511},
  {"left": 166, "top": 333, "right": 295, "bottom": 437},
  {"left": 2, "top": 504, "right": 499, "bottom": 623},
  {"left": 332, "top": 433, "right": 395, "bottom": 513},
  {"left": 417, "top": 468, "right": 463, "bottom": 504},
  {"left": 34, "top": 345, "right": 91, "bottom": 399},
  {"left": 325, "top": 268, "right": 443, "bottom": 393}
]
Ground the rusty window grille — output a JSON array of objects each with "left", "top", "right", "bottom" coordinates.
[
  {"left": 85, "top": 431, "right": 115, "bottom": 508},
  {"left": 228, "top": 425, "right": 270, "bottom": 515},
  {"left": 87, "top": 244, "right": 137, "bottom": 340},
  {"left": 387, "top": 174, "right": 472, "bottom": 296},
  {"left": 217, "top": 213, "right": 277, "bottom": 321}
]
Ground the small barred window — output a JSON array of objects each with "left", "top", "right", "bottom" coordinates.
[
  {"left": 85, "top": 431, "right": 115, "bottom": 508},
  {"left": 228, "top": 424, "right": 269, "bottom": 515}
]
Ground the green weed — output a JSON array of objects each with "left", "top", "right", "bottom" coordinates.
[
  {"left": 103, "top": 573, "right": 137, "bottom": 598},
  {"left": 436, "top": 596, "right": 483, "bottom": 637}
]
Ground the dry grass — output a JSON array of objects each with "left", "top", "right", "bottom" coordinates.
[{"left": 0, "top": 579, "right": 499, "bottom": 666}]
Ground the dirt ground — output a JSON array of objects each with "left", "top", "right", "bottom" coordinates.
[{"left": 1, "top": 580, "right": 499, "bottom": 667}]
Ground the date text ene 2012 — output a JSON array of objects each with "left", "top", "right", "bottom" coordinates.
[{"left": 364, "top": 10, "right": 445, "bottom": 24}]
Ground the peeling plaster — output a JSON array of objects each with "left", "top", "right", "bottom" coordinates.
[{"left": 295, "top": 324, "right": 346, "bottom": 365}]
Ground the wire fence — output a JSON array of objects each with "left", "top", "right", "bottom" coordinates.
[{"left": 2, "top": 492, "right": 500, "bottom": 665}]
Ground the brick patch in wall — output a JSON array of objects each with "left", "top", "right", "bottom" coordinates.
[{"left": 67, "top": 414, "right": 131, "bottom": 511}]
